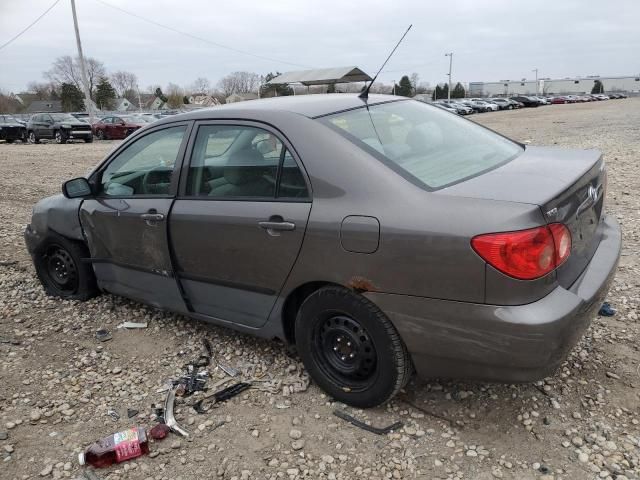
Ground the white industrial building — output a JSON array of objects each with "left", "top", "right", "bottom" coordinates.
[{"left": 469, "top": 75, "right": 640, "bottom": 97}]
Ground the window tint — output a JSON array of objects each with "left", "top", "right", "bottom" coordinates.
[
  {"left": 278, "top": 150, "right": 308, "bottom": 198},
  {"left": 320, "top": 100, "right": 522, "bottom": 190},
  {"left": 100, "top": 126, "right": 186, "bottom": 196},
  {"left": 187, "top": 125, "right": 278, "bottom": 198}
]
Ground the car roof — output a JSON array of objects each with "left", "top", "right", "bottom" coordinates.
[{"left": 156, "top": 93, "right": 407, "bottom": 124}]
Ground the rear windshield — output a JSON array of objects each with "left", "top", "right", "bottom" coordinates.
[{"left": 319, "top": 100, "right": 522, "bottom": 189}]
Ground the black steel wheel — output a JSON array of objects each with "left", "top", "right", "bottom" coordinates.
[
  {"left": 28, "top": 131, "right": 39, "bottom": 144},
  {"left": 32, "top": 233, "right": 98, "bottom": 301},
  {"left": 295, "top": 286, "right": 412, "bottom": 408},
  {"left": 42, "top": 244, "right": 79, "bottom": 294},
  {"left": 312, "top": 313, "right": 378, "bottom": 391}
]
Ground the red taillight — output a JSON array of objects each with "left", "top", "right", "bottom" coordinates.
[{"left": 471, "top": 223, "right": 571, "bottom": 280}]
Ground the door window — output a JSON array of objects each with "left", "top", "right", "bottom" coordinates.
[
  {"left": 187, "top": 125, "right": 308, "bottom": 199},
  {"left": 101, "top": 117, "right": 112, "bottom": 124},
  {"left": 100, "top": 125, "right": 186, "bottom": 197}
]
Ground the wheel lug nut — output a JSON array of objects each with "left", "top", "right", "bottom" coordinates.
[
  {"left": 341, "top": 356, "right": 346, "bottom": 361},
  {"left": 349, "top": 353, "right": 355, "bottom": 358},
  {"left": 337, "top": 337, "right": 342, "bottom": 343},
  {"left": 347, "top": 342, "right": 351, "bottom": 347},
  {"left": 333, "top": 346, "right": 338, "bottom": 351}
]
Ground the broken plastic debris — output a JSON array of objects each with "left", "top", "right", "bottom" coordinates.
[
  {"left": 106, "top": 409, "right": 120, "bottom": 421},
  {"left": 95, "top": 329, "right": 112, "bottom": 342},
  {"left": 117, "top": 322, "right": 148, "bottom": 329},
  {"left": 598, "top": 302, "right": 616, "bottom": 316},
  {"left": 333, "top": 410, "right": 403, "bottom": 435}
]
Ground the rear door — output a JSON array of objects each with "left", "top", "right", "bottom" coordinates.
[
  {"left": 80, "top": 123, "right": 191, "bottom": 310},
  {"left": 169, "top": 122, "right": 312, "bottom": 327}
]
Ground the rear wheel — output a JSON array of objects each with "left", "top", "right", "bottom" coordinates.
[
  {"left": 33, "top": 233, "right": 98, "bottom": 301},
  {"left": 5, "top": 139, "right": 14, "bottom": 144},
  {"left": 84, "top": 136, "right": 93, "bottom": 143},
  {"left": 295, "top": 286, "right": 412, "bottom": 408}
]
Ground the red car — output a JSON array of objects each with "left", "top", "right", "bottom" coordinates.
[
  {"left": 92, "top": 115, "right": 149, "bottom": 140},
  {"left": 551, "top": 96, "right": 570, "bottom": 104}
]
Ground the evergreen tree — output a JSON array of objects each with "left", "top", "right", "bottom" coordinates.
[
  {"left": 260, "top": 72, "right": 293, "bottom": 97},
  {"left": 155, "top": 87, "right": 169, "bottom": 103},
  {"left": 591, "top": 80, "right": 604, "bottom": 94},
  {"left": 60, "top": 83, "right": 84, "bottom": 111},
  {"left": 451, "top": 82, "right": 466, "bottom": 98},
  {"left": 396, "top": 76, "right": 413, "bottom": 97},
  {"left": 95, "top": 77, "right": 116, "bottom": 110}
]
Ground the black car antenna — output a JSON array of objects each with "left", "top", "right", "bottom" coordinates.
[{"left": 359, "top": 24, "right": 412, "bottom": 100}]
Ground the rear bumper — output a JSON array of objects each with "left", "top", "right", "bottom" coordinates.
[{"left": 365, "top": 215, "right": 621, "bottom": 383}]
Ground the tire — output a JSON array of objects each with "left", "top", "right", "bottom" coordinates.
[
  {"left": 295, "top": 286, "right": 412, "bottom": 408},
  {"left": 5, "top": 139, "right": 14, "bottom": 144},
  {"left": 54, "top": 130, "right": 67, "bottom": 144},
  {"left": 97, "top": 130, "right": 106, "bottom": 140},
  {"left": 33, "top": 232, "right": 99, "bottom": 301},
  {"left": 84, "top": 136, "right": 93, "bottom": 143},
  {"left": 28, "top": 131, "right": 39, "bottom": 144}
]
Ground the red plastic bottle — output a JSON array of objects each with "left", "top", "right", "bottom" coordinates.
[{"left": 78, "top": 427, "right": 149, "bottom": 468}]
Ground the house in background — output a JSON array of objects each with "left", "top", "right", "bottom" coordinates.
[
  {"left": 187, "top": 94, "right": 222, "bottom": 107},
  {"left": 113, "top": 97, "right": 133, "bottom": 112},
  {"left": 25, "top": 100, "right": 63, "bottom": 113},
  {"left": 226, "top": 92, "right": 258, "bottom": 104}
]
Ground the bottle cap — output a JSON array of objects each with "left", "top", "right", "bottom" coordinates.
[{"left": 78, "top": 452, "right": 85, "bottom": 465}]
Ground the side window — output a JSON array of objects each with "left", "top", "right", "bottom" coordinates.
[
  {"left": 277, "top": 150, "right": 309, "bottom": 199},
  {"left": 100, "top": 126, "right": 186, "bottom": 197},
  {"left": 187, "top": 125, "right": 278, "bottom": 198},
  {"left": 103, "top": 117, "right": 112, "bottom": 124}
]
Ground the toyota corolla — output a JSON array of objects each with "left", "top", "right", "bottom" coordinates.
[{"left": 24, "top": 94, "right": 621, "bottom": 407}]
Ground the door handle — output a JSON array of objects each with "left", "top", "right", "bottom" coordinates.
[
  {"left": 259, "top": 221, "right": 295, "bottom": 231},
  {"left": 140, "top": 213, "right": 165, "bottom": 222}
]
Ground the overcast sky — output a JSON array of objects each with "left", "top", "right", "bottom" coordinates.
[{"left": 1, "top": 0, "right": 639, "bottom": 93}]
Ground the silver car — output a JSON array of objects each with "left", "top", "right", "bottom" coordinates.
[{"left": 25, "top": 94, "right": 621, "bottom": 407}]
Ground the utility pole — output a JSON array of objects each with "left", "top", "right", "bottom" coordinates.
[
  {"left": 70, "top": 0, "right": 96, "bottom": 122},
  {"left": 532, "top": 68, "right": 538, "bottom": 95},
  {"left": 445, "top": 52, "right": 453, "bottom": 101},
  {"left": 136, "top": 84, "right": 142, "bottom": 113}
]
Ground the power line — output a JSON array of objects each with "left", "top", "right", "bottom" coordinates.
[
  {"left": 0, "top": 0, "right": 61, "bottom": 52},
  {"left": 92, "top": 0, "right": 310, "bottom": 69}
]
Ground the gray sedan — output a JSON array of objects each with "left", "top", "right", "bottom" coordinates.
[{"left": 24, "top": 94, "right": 621, "bottom": 407}]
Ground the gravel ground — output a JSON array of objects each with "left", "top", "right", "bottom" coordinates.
[{"left": 0, "top": 99, "right": 638, "bottom": 480}]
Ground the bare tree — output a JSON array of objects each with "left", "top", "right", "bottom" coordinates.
[
  {"left": 165, "top": 83, "right": 184, "bottom": 108},
  {"left": 217, "top": 72, "right": 261, "bottom": 96},
  {"left": 45, "top": 56, "right": 106, "bottom": 100},
  {"left": 27, "top": 81, "right": 57, "bottom": 99},
  {"left": 110, "top": 71, "right": 137, "bottom": 97},
  {"left": 190, "top": 77, "right": 211, "bottom": 95},
  {"left": 410, "top": 72, "right": 419, "bottom": 94}
]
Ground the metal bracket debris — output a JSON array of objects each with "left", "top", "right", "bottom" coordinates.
[
  {"left": 106, "top": 409, "right": 120, "bottom": 421},
  {"left": 95, "top": 329, "right": 112, "bottom": 342},
  {"left": 164, "top": 386, "right": 189, "bottom": 437},
  {"left": 117, "top": 322, "right": 148, "bottom": 329},
  {"left": 192, "top": 382, "right": 251, "bottom": 414},
  {"left": 333, "top": 410, "right": 403, "bottom": 435}
]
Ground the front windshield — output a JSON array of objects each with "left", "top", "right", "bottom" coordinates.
[
  {"left": 50, "top": 113, "right": 78, "bottom": 121},
  {"left": 319, "top": 100, "right": 523, "bottom": 190}
]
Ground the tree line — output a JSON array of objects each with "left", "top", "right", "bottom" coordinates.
[{"left": 0, "top": 57, "right": 465, "bottom": 113}]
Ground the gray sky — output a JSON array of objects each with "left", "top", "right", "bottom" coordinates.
[{"left": 1, "top": 0, "right": 639, "bottom": 93}]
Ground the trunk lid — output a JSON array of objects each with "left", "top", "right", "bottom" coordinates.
[{"left": 440, "top": 146, "right": 606, "bottom": 287}]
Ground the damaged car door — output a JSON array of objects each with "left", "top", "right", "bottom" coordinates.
[
  {"left": 79, "top": 124, "right": 190, "bottom": 310},
  {"left": 169, "top": 123, "right": 312, "bottom": 327}
]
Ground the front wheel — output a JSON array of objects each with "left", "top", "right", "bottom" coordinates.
[
  {"left": 84, "top": 136, "right": 93, "bottom": 143},
  {"left": 295, "top": 286, "right": 412, "bottom": 408},
  {"left": 54, "top": 130, "right": 67, "bottom": 144},
  {"left": 96, "top": 130, "right": 106, "bottom": 140},
  {"left": 33, "top": 233, "right": 99, "bottom": 301},
  {"left": 28, "top": 131, "right": 39, "bottom": 144}
]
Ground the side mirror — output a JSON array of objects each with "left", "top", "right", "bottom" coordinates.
[{"left": 62, "top": 177, "right": 92, "bottom": 198}]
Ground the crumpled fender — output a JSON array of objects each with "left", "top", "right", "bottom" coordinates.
[{"left": 29, "top": 194, "right": 84, "bottom": 241}]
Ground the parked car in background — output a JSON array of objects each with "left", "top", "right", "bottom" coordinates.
[
  {"left": 92, "top": 115, "right": 149, "bottom": 140},
  {"left": 450, "top": 103, "right": 474, "bottom": 115},
  {"left": 593, "top": 94, "right": 610, "bottom": 100},
  {"left": 433, "top": 103, "right": 459, "bottom": 114},
  {"left": 533, "top": 96, "right": 550, "bottom": 105},
  {"left": 459, "top": 100, "right": 491, "bottom": 113},
  {"left": 0, "top": 115, "right": 27, "bottom": 143},
  {"left": 26, "top": 113, "right": 93, "bottom": 144},
  {"left": 485, "top": 98, "right": 513, "bottom": 110},
  {"left": 551, "top": 96, "right": 570, "bottom": 104},
  {"left": 24, "top": 94, "right": 621, "bottom": 408},
  {"left": 70, "top": 112, "right": 90, "bottom": 122},
  {"left": 510, "top": 96, "right": 539, "bottom": 107}
]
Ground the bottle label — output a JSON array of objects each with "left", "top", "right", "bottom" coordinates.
[{"left": 113, "top": 428, "right": 142, "bottom": 462}]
